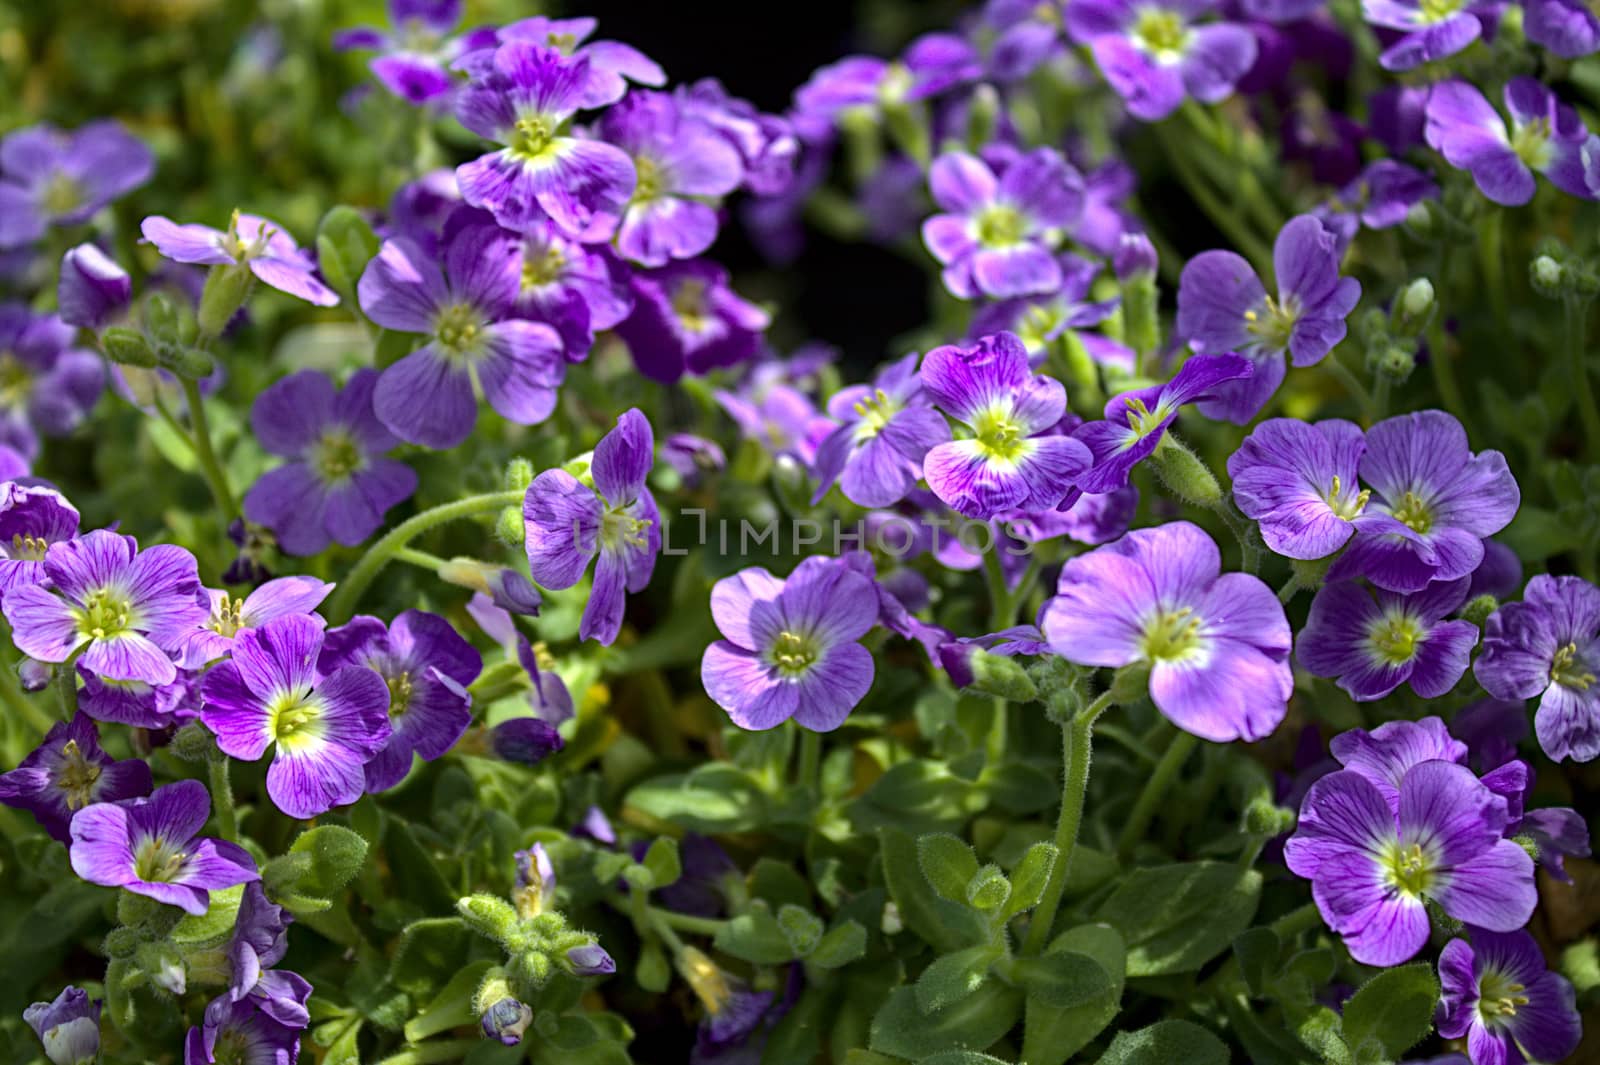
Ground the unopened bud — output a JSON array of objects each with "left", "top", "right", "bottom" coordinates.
[
  {"left": 1463, "top": 594, "right": 1499, "bottom": 627},
  {"left": 197, "top": 263, "right": 253, "bottom": 338},
  {"left": 1531, "top": 255, "right": 1565, "bottom": 298},
  {"left": 101, "top": 327, "right": 159, "bottom": 368},
  {"left": 1150, "top": 435, "right": 1222, "bottom": 507}
]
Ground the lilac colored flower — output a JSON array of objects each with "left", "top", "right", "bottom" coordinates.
[
  {"left": 713, "top": 357, "right": 833, "bottom": 465},
  {"left": 982, "top": 0, "right": 1070, "bottom": 81},
  {"left": 332, "top": 0, "right": 494, "bottom": 105},
  {"left": 1228, "top": 418, "right": 1368, "bottom": 559},
  {"left": 574, "top": 804, "right": 616, "bottom": 845},
  {"left": 68, "top": 779, "right": 257, "bottom": 915},
  {"left": 1074, "top": 160, "right": 1141, "bottom": 259},
  {"left": 24, "top": 986, "right": 101, "bottom": 1065},
  {"left": 1073, "top": 353, "right": 1253, "bottom": 494},
  {"left": 141, "top": 211, "right": 339, "bottom": 307},
  {"left": 692, "top": 962, "right": 803, "bottom": 1065},
  {"left": 1475, "top": 574, "right": 1600, "bottom": 762},
  {"left": 1468, "top": 540, "right": 1522, "bottom": 601},
  {"left": 938, "top": 624, "right": 1049, "bottom": 689},
  {"left": 57, "top": 244, "right": 131, "bottom": 330},
  {"left": 524, "top": 408, "right": 659, "bottom": 645},
  {"left": 3, "top": 530, "right": 206, "bottom": 686},
  {"left": 243, "top": 369, "right": 418, "bottom": 553},
  {"left": 1337, "top": 160, "right": 1438, "bottom": 232},
  {"left": 1285, "top": 761, "right": 1535, "bottom": 966},
  {"left": 675, "top": 79, "right": 798, "bottom": 196},
  {"left": 968, "top": 253, "right": 1120, "bottom": 361},
  {"left": 77, "top": 668, "right": 196, "bottom": 729},
  {"left": 1424, "top": 79, "right": 1596, "bottom": 207},
  {"left": 358, "top": 218, "right": 565, "bottom": 449},
  {"left": 201, "top": 614, "right": 391, "bottom": 819},
  {"left": 1518, "top": 806, "right": 1591, "bottom": 881},
  {"left": 512, "top": 219, "right": 632, "bottom": 359},
  {"left": 0, "top": 481, "right": 78, "bottom": 601},
  {"left": 1326, "top": 411, "right": 1519, "bottom": 594},
  {"left": 184, "top": 977, "right": 309, "bottom": 1065},
  {"left": 177, "top": 576, "right": 332, "bottom": 670},
  {"left": 385, "top": 169, "right": 463, "bottom": 256},
  {"left": 1065, "top": 0, "right": 1257, "bottom": 121},
  {"left": 0, "top": 121, "right": 153, "bottom": 248},
  {"left": 226, "top": 882, "right": 293, "bottom": 1003},
  {"left": 0, "top": 713, "right": 151, "bottom": 842},
  {"left": 0, "top": 304, "right": 104, "bottom": 461},
  {"left": 615, "top": 259, "right": 771, "bottom": 383},
  {"left": 922, "top": 149, "right": 1084, "bottom": 300},
  {"left": 811, "top": 352, "right": 949, "bottom": 508},
  {"left": 1296, "top": 579, "right": 1478, "bottom": 701},
  {"left": 0, "top": 444, "right": 27, "bottom": 481},
  {"left": 1326, "top": 717, "right": 1467, "bottom": 810},
  {"left": 596, "top": 92, "right": 743, "bottom": 267},
  {"left": 318, "top": 610, "right": 481, "bottom": 792},
  {"left": 662, "top": 433, "right": 725, "bottom": 488},
  {"left": 517, "top": 634, "right": 575, "bottom": 725},
  {"left": 482, "top": 996, "right": 533, "bottom": 1045},
  {"left": 919, "top": 332, "right": 1090, "bottom": 519},
  {"left": 1364, "top": 0, "right": 1496, "bottom": 70},
  {"left": 1439, "top": 931, "right": 1581, "bottom": 1065},
  {"left": 794, "top": 34, "right": 980, "bottom": 123},
  {"left": 491, "top": 15, "right": 666, "bottom": 109},
  {"left": 1526, "top": 0, "right": 1600, "bottom": 56},
  {"left": 1002, "top": 484, "right": 1141, "bottom": 546},
  {"left": 513, "top": 842, "right": 557, "bottom": 916},
  {"left": 453, "top": 41, "right": 636, "bottom": 238},
  {"left": 566, "top": 943, "right": 616, "bottom": 976},
  {"left": 1113, "top": 231, "right": 1158, "bottom": 280},
  {"left": 1177, "top": 214, "right": 1362, "bottom": 424},
  {"left": 702, "top": 556, "right": 877, "bottom": 732}
]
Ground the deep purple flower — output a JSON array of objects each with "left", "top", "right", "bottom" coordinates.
[
  {"left": 691, "top": 959, "right": 803, "bottom": 1065},
  {"left": 919, "top": 332, "right": 1090, "bottom": 519},
  {"left": 358, "top": 217, "right": 565, "bottom": 448},
  {"left": 68, "top": 779, "right": 257, "bottom": 915},
  {"left": 1439, "top": 931, "right": 1581, "bottom": 1065},
  {"left": 177, "top": 576, "right": 334, "bottom": 669},
  {"left": 453, "top": 41, "right": 636, "bottom": 238},
  {"left": 811, "top": 352, "right": 950, "bottom": 508},
  {"left": 968, "top": 253, "right": 1121, "bottom": 361},
  {"left": 1468, "top": 540, "right": 1523, "bottom": 601},
  {"left": 1327, "top": 717, "right": 1468, "bottom": 810},
  {"left": 24, "top": 986, "right": 101, "bottom": 1065},
  {"left": 615, "top": 259, "right": 771, "bottom": 383},
  {"left": 243, "top": 370, "right": 416, "bottom": 554},
  {"left": 1526, "top": 0, "right": 1600, "bottom": 57},
  {"left": 0, "top": 713, "right": 151, "bottom": 842},
  {"left": 1228, "top": 418, "right": 1368, "bottom": 560},
  {"left": 332, "top": 0, "right": 495, "bottom": 105},
  {"left": 1363, "top": 0, "right": 1494, "bottom": 69},
  {"left": 1002, "top": 484, "right": 1141, "bottom": 546},
  {"left": 318, "top": 610, "right": 481, "bottom": 792},
  {"left": 1065, "top": 0, "right": 1257, "bottom": 121},
  {"left": 922, "top": 149, "right": 1084, "bottom": 300},
  {"left": 1370, "top": 84, "right": 1431, "bottom": 153},
  {"left": 490, "top": 716, "right": 565, "bottom": 764},
  {"left": 596, "top": 92, "right": 743, "bottom": 267},
  {"left": 1326, "top": 411, "right": 1519, "bottom": 594},
  {"left": 1296, "top": 578, "right": 1478, "bottom": 701},
  {"left": 1041, "top": 521, "right": 1292, "bottom": 741},
  {"left": 0, "top": 121, "right": 153, "bottom": 248},
  {"left": 636, "top": 833, "right": 736, "bottom": 919},
  {"left": 184, "top": 976, "right": 310, "bottom": 1065},
  {"left": 1177, "top": 214, "right": 1362, "bottom": 424},
  {"left": 3, "top": 530, "right": 206, "bottom": 686},
  {"left": 1073, "top": 353, "right": 1253, "bottom": 494},
  {"left": 58, "top": 244, "right": 131, "bottom": 330},
  {"left": 491, "top": 15, "right": 666, "bottom": 109},
  {"left": 512, "top": 219, "right": 632, "bottom": 360},
  {"left": 982, "top": 0, "right": 1070, "bottom": 80},
  {"left": 702, "top": 556, "right": 877, "bottom": 732},
  {"left": 1475, "top": 574, "right": 1600, "bottom": 762},
  {"left": 141, "top": 211, "right": 339, "bottom": 307},
  {"left": 1285, "top": 762, "right": 1535, "bottom": 966},
  {"left": 201, "top": 614, "right": 391, "bottom": 818},
  {"left": 1424, "top": 79, "right": 1596, "bottom": 207},
  {"left": 938, "top": 624, "right": 1050, "bottom": 689},
  {"left": 523, "top": 408, "right": 658, "bottom": 645},
  {"left": 0, "top": 481, "right": 79, "bottom": 601},
  {"left": 226, "top": 882, "right": 293, "bottom": 1003},
  {"left": 1321, "top": 160, "right": 1439, "bottom": 235},
  {"left": 675, "top": 78, "right": 798, "bottom": 197},
  {"left": 0, "top": 304, "right": 104, "bottom": 461},
  {"left": 516, "top": 634, "right": 575, "bottom": 725}
]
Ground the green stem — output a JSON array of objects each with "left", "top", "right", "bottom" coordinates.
[
  {"left": 1276, "top": 573, "right": 1301, "bottom": 604},
  {"left": 208, "top": 757, "right": 239, "bottom": 841},
  {"left": 797, "top": 726, "right": 822, "bottom": 799},
  {"left": 376, "top": 1039, "right": 482, "bottom": 1065},
  {"left": 392, "top": 546, "right": 448, "bottom": 571},
  {"left": 326, "top": 490, "right": 524, "bottom": 622},
  {"left": 1564, "top": 296, "right": 1600, "bottom": 463},
  {"left": 1116, "top": 730, "right": 1199, "bottom": 863},
  {"left": 1321, "top": 356, "right": 1374, "bottom": 423},
  {"left": 181, "top": 377, "right": 238, "bottom": 520},
  {"left": 55, "top": 646, "right": 85, "bottom": 719},
  {"left": 1022, "top": 690, "right": 1116, "bottom": 956},
  {"left": 0, "top": 664, "right": 52, "bottom": 737},
  {"left": 1153, "top": 122, "right": 1273, "bottom": 279},
  {"left": 1427, "top": 247, "right": 1472, "bottom": 435}
]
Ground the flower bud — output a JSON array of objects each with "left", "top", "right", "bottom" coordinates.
[
  {"left": 157, "top": 344, "right": 217, "bottom": 380},
  {"left": 564, "top": 942, "right": 616, "bottom": 977},
  {"left": 168, "top": 722, "right": 219, "bottom": 762},
  {"left": 480, "top": 996, "right": 532, "bottom": 1046},
  {"left": 503, "top": 457, "right": 535, "bottom": 492},
  {"left": 1243, "top": 794, "right": 1296, "bottom": 836},
  {"left": 965, "top": 865, "right": 1012, "bottom": 911},
  {"left": 58, "top": 244, "right": 131, "bottom": 330},
  {"left": 144, "top": 292, "right": 183, "bottom": 346},
  {"left": 495, "top": 505, "right": 525, "bottom": 547},
  {"left": 1113, "top": 232, "right": 1158, "bottom": 281},
  {"left": 18, "top": 658, "right": 52, "bottom": 692},
  {"left": 1150, "top": 435, "right": 1222, "bottom": 508},
  {"left": 24, "top": 987, "right": 101, "bottom": 1065},
  {"left": 490, "top": 718, "right": 564, "bottom": 766},
  {"left": 942, "top": 646, "right": 1039, "bottom": 702},
  {"left": 1462, "top": 594, "right": 1499, "bottom": 627},
  {"left": 136, "top": 941, "right": 187, "bottom": 995},
  {"left": 457, "top": 894, "right": 521, "bottom": 946},
  {"left": 198, "top": 263, "right": 254, "bottom": 338},
  {"left": 1373, "top": 344, "right": 1416, "bottom": 383},
  {"left": 513, "top": 843, "right": 556, "bottom": 919},
  {"left": 1400, "top": 277, "right": 1434, "bottom": 319},
  {"left": 101, "top": 327, "right": 159, "bottom": 368}
]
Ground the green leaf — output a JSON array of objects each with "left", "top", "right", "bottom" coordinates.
[
  {"left": 389, "top": 917, "right": 471, "bottom": 998},
  {"left": 810, "top": 920, "right": 868, "bottom": 969},
  {"left": 918, "top": 833, "right": 981, "bottom": 902},
  {"left": 1294, "top": 1006, "right": 1350, "bottom": 1065},
  {"left": 1340, "top": 963, "right": 1439, "bottom": 1065},
  {"left": 383, "top": 819, "right": 456, "bottom": 913},
  {"left": 404, "top": 959, "right": 493, "bottom": 1043},
  {"left": 915, "top": 945, "right": 1001, "bottom": 1013},
  {"left": 1023, "top": 924, "right": 1126, "bottom": 1065},
  {"left": 868, "top": 982, "right": 1023, "bottom": 1060},
  {"left": 714, "top": 905, "right": 798, "bottom": 965},
  {"left": 850, "top": 760, "right": 982, "bottom": 836},
  {"left": 1012, "top": 950, "right": 1115, "bottom": 1008},
  {"left": 1232, "top": 927, "right": 1282, "bottom": 997},
  {"left": 760, "top": 985, "right": 829, "bottom": 1065},
  {"left": 316, "top": 205, "right": 380, "bottom": 302},
  {"left": 918, "top": 1053, "right": 1013, "bottom": 1065},
  {"left": 879, "top": 828, "right": 988, "bottom": 953},
  {"left": 1091, "top": 863, "right": 1261, "bottom": 976},
  {"left": 641, "top": 837, "right": 682, "bottom": 890},
  {"left": 777, "top": 904, "right": 825, "bottom": 956},
  {"left": 964, "top": 865, "right": 1011, "bottom": 912},
  {"left": 169, "top": 884, "right": 245, "bottom": 947},
  {"left": 625, "top": 764, "right": 769, "bottom": 833},
  {"left": 1004, "top": 842, "right": 1059, "bottom": 918},
  {"left": 323, "top": 1020, "right": 362, "bottom": 1065},
  {"left": 636, "top": 941, "right": 672, "bottom": 993},
  {"left": 1098, "top": 1019, "right": 1230, "bottom": 1065}
]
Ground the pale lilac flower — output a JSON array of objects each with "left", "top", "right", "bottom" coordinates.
[
  {"left": 0, "top": 121, "right": 153, "bottom": 248},
  {"left": 141, "top": 211, "right": 339, "bottom": 306},
  {"left": 1475, "top": 574, "right": 1600, "bottom": 762},
  {"left": 24, "top": 987, "right": 101, "bottom": 1065},
  {"left": 177, "top": 575, "right": 334, "bottom": 669},
  {"left": 811, "top": 352, "right": 950, "bottom": 508},
  {"left": 1065, "top": 0, "right": 1257, "bottom": 121},
  {"left": 1228, "top": 418, "right": 1369, "bottom": 560}
]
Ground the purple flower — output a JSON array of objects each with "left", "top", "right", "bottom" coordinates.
[
  {"left": 1177, "top": 214, "right": 1362, "bottom": 424},
  {"left": 1041, "top": 521, "right": 1292, "bottom": 740},
  {"left": 919, "top": 332, "right": 1090, "bottom": 519},
  {"left": 1285, "top": 761, "right": 1535, "bottom": 966},
  {"left": 1424, "top": 78, "right": 1596, "bottom": 207},
  {"left": 1326, "top": 411, "right": 1519, "bottom": 594},
  {"left": 177, "top": 576, "right": 334, "bottom": 669},
  {"left": 76, "top": 668, "right": 197, "bottom": 730},
  {"left": 1363, "top": 0, "right": 1494, "bottom": 69},
  {"left": 1438, "top": 931, "right": 1582, "bottom": 1065},
  {"left": 357, "top": 217, "right": 565, "bottom": 449},
  {"left": 0, "top": 713, "right": 151, "bottom": 842},
  {"left": 968, "top": 253, "right": 1121, "bottom": 360},
  {"left": 1073, "top": 353, "right": 1253, "bottom": 494},
  {"left": 1296, "top": 578, "right": 1478, "bottom": 701},
  {"left": 141, "top": 211, "right": 340, "bottom": 307},
  {"left": 1327, "top": 717, "right": 1468, "bottom": 809},
  {"left": 793, "top": 35, "right": 980, "bottom": 123},
  {"left": 58, "top": 244, "right": 131, "bottom": 330},
  {"left": 566, "top": 942, "right": 616, "bottom": 976},
  {"left": 512, "top": 220, "right": 632, "bottom": 359},
  {"left": 675, "top": 79, "right": 798, "bottom": 196},
  {"left": 1475, "top": 574, "right": 1600, "bottom": 762},
  {"left": 597, "top": 92, "right": 744, "bottom": 267},
  {"left": 1526, "top": 0, "right": 1600, "bottom": 57},
  {"left": 185, "top": 976, "right": 310, "bottom": 1065},
  {"left": 482, "top": 996, "right": 533, "bottom": 1045},
  {"left": 615, "top": 259, "right": 770, "bottom": 383},
  {"left": 514, "top": 841, "right": 557, "bottom": 916},
  {"left": 1468, "top": 540, "right": 1523, "bottom": 601},
  {"left": 0, "top": 304, "right": 104, "bottom": 461},
  {"left": 2, "top": 530, "right": 207, "bottom": 686},
  {"left": 200, "top": 614, "right": 391, "bottom": 819},
  {"left": 1323, "top": 160, "right": 1439, "bottom": 234},
  {"left": 226, "top": 882, "right": 293, "bottom": 1003},
  {"left": 938, "top": 624, "right": 1050, "bottom": 689},
  {"left": 491, "top": 16, "right": 666, "bottom": 109},
  {"left": 0, "top": 121, "right": 153, "bottom": 248},
  {"left": 523, "top": 408, "right": 658, "bottom": 645},
  {"left": 922, "top": 149, "right": 1084, "bottom": 300},
  {"left": 454, "top": 41, "right": 636, "bottom": 239},
  {"left": 982, "top": 0, "right": 1071, "bottom": 80},
  {"left": 0, "top": 481, "right": 79, "bottom": 601},
  {"left": 490, "top": 717, "right": 564, "bottom": 764},
  {"left": 702, "top": 556, "right": 878, "bottom": 732},
  {"left": 1228, "top": 418, "right": 1368, "bottom": 560},
  {"left": 24, "top": 986, "right": 101, "bottom": 1065},
  {"left": 713, "top": 357, "right": 833, "bottom": 466},
  {"left": 662, "top": 433, "right": 726, "bottom": 488},
  {"left": 516, "top": 634, "right": 575, "bottom": 725},
  {"left": 811, "top": 352, "right": 950, "bottom": 508},
  {"left": 243, "top": 369, "right": 418, "bottom": 554},
  {"left": 1065, "top": 0, "right": 1257, "bottom": 121},
  {"left": 318, "top": 610, "right": 482, "bottom": 792},
  {"left": 332, "top": 0, "right": 495, "bottom": 105},
  {"left": 68, "top": 779, "right": 258, "bottom": 915}
]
